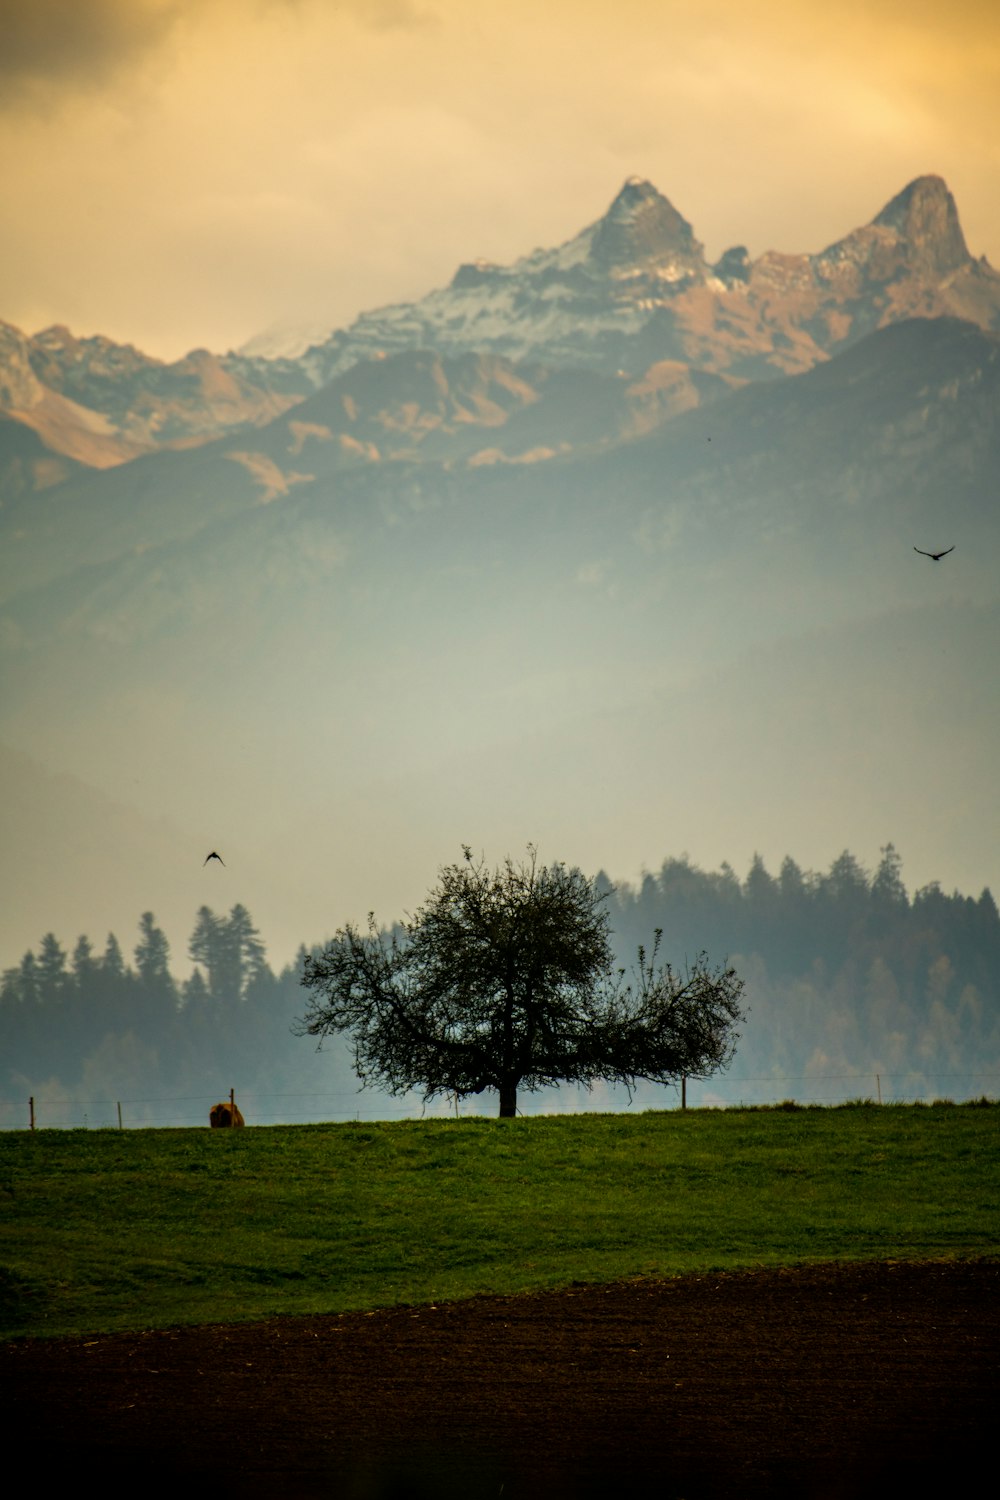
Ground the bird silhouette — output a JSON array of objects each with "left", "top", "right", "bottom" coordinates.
[
  {"left": 203, "top": 851, "right": 225, "bottom": 866},
  {"left": 914, "top": 546, "right": 954, "bottom": 561}
]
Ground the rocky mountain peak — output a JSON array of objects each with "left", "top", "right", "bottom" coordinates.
[
  {"left": 5, "top": 172, "right": 999, "bottom": 473},
  {"left": 872, "top": 174, "right": 970, "bottom": 277},
  {"left": 588, "top": 177, "right": 705, "bottom": 274},
  {"left": 233, "top": 172, "right": 996, "bottom": 393}
]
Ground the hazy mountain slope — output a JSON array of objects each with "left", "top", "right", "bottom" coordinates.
[
  {"left": 0, "top": 414, "right": 86, "bottom": 502},
  {"left": 0, "top": 346, "right": 740, "bottom": 605},
  {"left": 586, "top": 315, "right": 1000, "bottom": 564},
  {"left": 2, "top": 318, "right": 996, "bottom": 691},
  {"left": 0, "top": 316, "right": 997, "bottom": 971},
  {"left": 4, "top": 314, "right": 995, "bottom": 610}
]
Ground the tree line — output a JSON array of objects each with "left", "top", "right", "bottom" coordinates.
[
  {"left": 2, "top": 845, "right": 998, "bottom": 1118},
  {"left": 605, "top": 846, "right": 1000, "bottom": 1096},
  {"left": 0, "top": 905, "right": 338, "bottom": 1121}
]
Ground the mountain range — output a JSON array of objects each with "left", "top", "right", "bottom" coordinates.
[
  {"left": 243, "top": 172, "right": 1000, "bottom": 379},
  {"left": 2, "top": 174, "right": 999, "bottom": 485},
  {"left": 1, "top": 174, "right": 998, "bottom": 979}
]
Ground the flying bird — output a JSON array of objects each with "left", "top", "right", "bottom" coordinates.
[
  {"left": 914, "top": 546, "right": 955, "bottom": 561},
  {"left": 203, "top": 851, "right": 225, "bottom": 866}
]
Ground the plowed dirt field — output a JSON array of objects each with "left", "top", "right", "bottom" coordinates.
[{"left": 3, "top": 1260, "right": 997, "bottom": 1498}]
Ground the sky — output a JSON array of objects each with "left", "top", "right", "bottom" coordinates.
[
  {"left": 1, "top": 0, "right": 1000, "bottom": 990},
  {"left": 1, "top": 0, "right": 1000, "bottom": 360}
]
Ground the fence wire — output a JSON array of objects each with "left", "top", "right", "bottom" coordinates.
[{"left": 2, "top": 1071, "right": 997, "bottom": 1129}]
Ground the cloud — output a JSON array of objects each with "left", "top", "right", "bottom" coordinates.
[
  {"left": 0, "top": 0, "right": 182, "bottom": 98},
  {"left": 0, "top": 0, "right": 436, "bottom": 109}
]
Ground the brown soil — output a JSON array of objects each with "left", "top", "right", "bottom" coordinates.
[{"left": 3, "top": 1261, "right": 997, "bottom": 1498}]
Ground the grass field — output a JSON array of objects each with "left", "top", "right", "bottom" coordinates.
[{"left": 1, "top": 1103, "right": 997, "bottom": 1340}]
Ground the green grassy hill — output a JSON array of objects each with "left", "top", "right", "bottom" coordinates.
[{"left": 2, "top": 1103, "right": 997, "bottom": 1340}]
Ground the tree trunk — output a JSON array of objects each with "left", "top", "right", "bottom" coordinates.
[{"left": 498, "top": 1079, "right": 518, "bottom": 1118}]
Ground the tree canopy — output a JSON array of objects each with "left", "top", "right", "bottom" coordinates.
[{"left": 298, "top": 848, "right": 745, "bottom": 1116}]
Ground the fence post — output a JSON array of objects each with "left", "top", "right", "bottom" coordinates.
[
  {"left": 117, "top": 1101, "right": 123, "bottom": 1130},
  {"left": 681, "top": 1076, "right": 687, "bottom": 1110},
  {"left": 29, "top": 1095, "right": 35, "bottom": 1130}
]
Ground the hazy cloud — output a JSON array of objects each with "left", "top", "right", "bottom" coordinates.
[
  {"left": 354, "top": 0, "right": 437, "bottom": 30},
  {"left": 0, "top": 0, "right": 437, "bottom": 102},
  {"left": 0, "top": 0, "right": 182, "bottom": 96}
]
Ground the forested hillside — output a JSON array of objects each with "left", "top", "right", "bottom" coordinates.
[
  {"left": 0, "top": 907, "right": 357, "bottom": 1129},
  {"left": 607, "top": 846, "right": 1000, "bottom": 1104},
  {"left": 2, "top": 845, "right": 996, "bottom": 1126}
]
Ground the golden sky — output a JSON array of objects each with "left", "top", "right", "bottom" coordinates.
[{"left": 2, "top": 0, "right": 999, "bottom": 358}]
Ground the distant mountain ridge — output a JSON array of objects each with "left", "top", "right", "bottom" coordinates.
[
  {"left": 0, "top": 320, "right": 308, "bottom": 471},
  {"left": 2, "top": 174, "right": 999, "bottom": 487}
]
